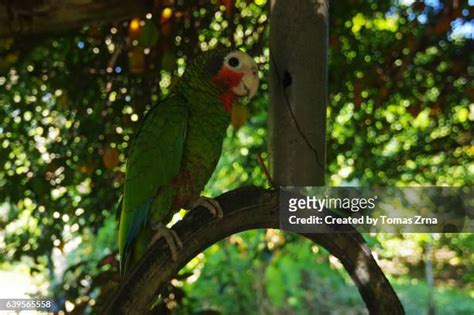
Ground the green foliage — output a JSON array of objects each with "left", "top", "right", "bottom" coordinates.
[
  {"left": 176, "top": 232, "right": 367, "bottom": 314},
  {"left": 395, "top": 280, "right": 474, "bottom": 315},
  {"left": 0, "top": 0, "right": 472, "bottom": 313}
]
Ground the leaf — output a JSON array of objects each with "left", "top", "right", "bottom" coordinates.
[
  {"left": 102, "top": 147, "right": 120, "bottom": 170},
  {"left": 139, "top": 20, "right": 159, "bottom": 48},
  {"left": 220, "top": 0, "right": 233, "bottom": 17},
  {"left": 129, "top": 17, "right": 141, "bottom": 39},
  {"left": 161, "top": 52, "right": 176, "bottom": 71},
  {"left": 129, "top": 47, "right": 146, "bottom": 74},
  {"left": 231, "top": 104, "right": 248, "bottom": 129}
]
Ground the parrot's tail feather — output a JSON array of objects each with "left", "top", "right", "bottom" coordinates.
[
  {"left": 120, "top": 198, "right": 153, "bottom": 276},
  {"left": 115, "top": 196, "right": 123, "bottom": 223}
]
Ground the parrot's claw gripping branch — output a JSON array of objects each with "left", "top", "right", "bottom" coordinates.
[
  {"left": 191, "top": 196, "right": 224, "bottom": 219},
  {"left": 150, "top": 223, "right": 183, "bottom": 261}
]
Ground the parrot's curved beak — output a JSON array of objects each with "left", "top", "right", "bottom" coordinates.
[{"left": 232, "top": 66, "right": 259, "bottom": 99}]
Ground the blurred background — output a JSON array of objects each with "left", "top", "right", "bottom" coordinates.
[{"left": 0, "top": 0, "right": 472, "bottom": 314}]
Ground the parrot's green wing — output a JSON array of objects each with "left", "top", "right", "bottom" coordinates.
[{"left": 118, "top": 95, "right": 188, "bottom": 273}]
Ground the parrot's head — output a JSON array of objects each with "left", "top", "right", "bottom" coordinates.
[
  {"left": 210, "top": 50, "right": 260, "bottom": 111},
  {"left": 178, "top": 49, "right": 259, "bottom": 112}
]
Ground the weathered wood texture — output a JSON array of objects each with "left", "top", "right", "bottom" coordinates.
[
  {"left": 103, "top": 187, "right": 404, "bottom": 314},
  {"left": 0, "top": 0, "right": 150, "bottom": 37},
  {"left": 269, "top": 0, "right": 328, "bottom": 186}
]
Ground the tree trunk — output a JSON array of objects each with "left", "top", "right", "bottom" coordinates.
[
  {"left": 269, "top": 0, "right": 328, "bottom": 186},
  {"left": 0, "top": 0, "right": 150, "bottom": 37}
]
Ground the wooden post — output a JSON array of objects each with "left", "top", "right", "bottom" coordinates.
[{"left": 269, "top": 0, "right": 328, "bottom": 186}]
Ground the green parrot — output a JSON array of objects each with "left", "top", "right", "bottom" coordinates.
[{"left": 118, "top": 49, "right": 259, "bottom": 275}]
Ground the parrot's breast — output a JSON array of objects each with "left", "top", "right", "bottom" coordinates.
[{"left": 171, "top": 99, "right": 230, "bottom": 210}]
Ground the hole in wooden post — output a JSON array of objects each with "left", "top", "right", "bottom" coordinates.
[{"left": 283, "top": 70, "right": 292, "bottom": 88}]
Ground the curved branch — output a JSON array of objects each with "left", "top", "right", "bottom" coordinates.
[{"left": 102, "top": 186, "right": 404, "bottom": 314}]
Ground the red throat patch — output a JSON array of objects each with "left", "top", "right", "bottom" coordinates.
[{"left": 211, "top": 66, "right": 244, "bottom": 112}]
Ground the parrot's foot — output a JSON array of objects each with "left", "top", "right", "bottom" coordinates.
[
  {"left": 191, "top": 196, "right": 224, "bottom": 219},
  {"left": 150, "top": 223, "right": 183, "bottom": 261}
]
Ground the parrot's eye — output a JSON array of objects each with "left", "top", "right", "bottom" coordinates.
[{"left": 228, "top": 57, "right": 240, "bottom": 68}]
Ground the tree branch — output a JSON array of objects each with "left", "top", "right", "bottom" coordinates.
[
  {"left": 102, "top": 186, "right": 404, "bottom": 314},
  {"left": 0, "top": 0, "right": 151, "bottom": 37}
]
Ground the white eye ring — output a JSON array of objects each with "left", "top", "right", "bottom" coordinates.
[{"left": 226, "top": 56, "right": 242, "bottom": 70}]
